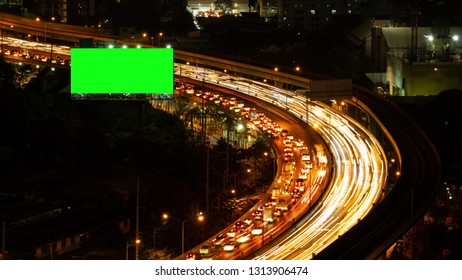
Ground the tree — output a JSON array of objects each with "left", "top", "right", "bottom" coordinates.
[
  {"left": 0, "top": 58, "right": 15, "bottom": 91},
  {"left": 214, "top": 0, "right": 234, "bottom": 14}
]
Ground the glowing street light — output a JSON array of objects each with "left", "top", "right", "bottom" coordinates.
[
  {"left": 125, "top": 239, "right": 141, "bottom": 260},
  {"left": 162, "top": 212, "right": 205, "bottom": 254}
]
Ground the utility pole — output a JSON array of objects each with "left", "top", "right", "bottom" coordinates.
[
  {"left": 2, "top": 218, "right": 5, "bottom": 260},
  {"left": 134, "top": 101, "right": 145, "bottom": 260},
  {"left": 206, "top": 138, "right": 210, "bottom": 214},
  {"left": 135, "top": 173, "right": 140, "bottom": 260}
]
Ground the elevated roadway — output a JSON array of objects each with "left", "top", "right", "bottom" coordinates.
[
  {"left": 1, "top": 12, "right": 441, "bottom": 258},
  {"left": 313, "top": 87, "right": 441, "bottom": 259}
]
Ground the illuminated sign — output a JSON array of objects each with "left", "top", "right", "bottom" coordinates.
[{"left": 70, "top": 48, "right": 173, "bottom": 94}]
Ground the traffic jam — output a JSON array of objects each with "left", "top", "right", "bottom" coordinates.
[{"left": 178, "top": 82, "right": 314, "bottom": 260}]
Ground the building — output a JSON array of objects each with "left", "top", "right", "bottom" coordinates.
[
  {"left": 278, "top": 0, "right": 360, "bottom": 31},
  {"left": 187, "top": 0, "right": 250, "bottom": 17},
  {"left": 380, "top": 26, "right": 462, "bottom": 96},
  {"left": 35, "top": 0, "right": 99, "bottom": 25},
  {"left": 0, "top": 0, "right": 23, "bottom": 6}
]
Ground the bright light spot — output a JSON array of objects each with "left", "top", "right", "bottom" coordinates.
[
  {"left": 166, "top": 44, "right": 172, "bottom": 48},
  {"left": 136, "top": 45, "right": 141, "bottom": 48},
  {"left": 122, "top": 45, "right": 128, "bottom": 48},
  {"left": 452, "top": 35, "right": 459, "bottom": 41},
  {"left": 426, "top": 35, "right": 434, "bottom": 41},
  {"left": 108, "top": 44, "right": 114, "bottom": 48}
]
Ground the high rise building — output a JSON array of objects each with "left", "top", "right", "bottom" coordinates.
[
  {"left": 35, "top": 0, "right": 99, "bottom": 25},
  {"left": 278, "top": 0, "right": 361, "bottom": 31}
]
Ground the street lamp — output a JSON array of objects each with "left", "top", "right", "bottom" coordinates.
[
  {"left": 125, "top": 239, "right": 141, "bottom": 260},
  {"left": 36, "top": 17, "right": 55, "bottom": 66},
  {"left": 158, "top": 32, "right": 163, "bottom": 47},
  {"left": 274, "top": 67, "right": 288, "bottom": 108},
  {"left": 162, "top": 212, "right": 204, "bottom": 254}
]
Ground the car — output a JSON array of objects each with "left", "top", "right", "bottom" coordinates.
[
  {"left": 251, "top": 227, "right": 263, "bottom": 235},
  {"left": 236, "top": 233, "right": 251, "bottom": 243},
  {"left": 199, "top": 245, "right": 214, "bottom": 255},
  {"left": 185, "top": 252, "right": 201, "bottom": 260},
  {"left": 223, "top": 241, "right": 237, "bottom": 252},
  {"left": 212, "top": 233, "right": 227, "bottom": 246},
  {"left": 252, "top": 210, "right": 262, "bottom": 220},
  {"left": 185, "top": 86, "right": 195, "bottom": 94},
  {"left": 234, "top": 221, "right": 246, "bottom": 229},
  {"left": 292, "top": 189, "right": 301, "bottom": 198},
  {"left": 294, "top": 139, "right": 304, "bottom": 147},
  {"left": 227, "top": 229, "right": 238, "bottom": 238},
  {"left": 301, "top": 165, "right": 310, "bottom": 174},
  {"left": 274, "top": 208, "right": 282, "bottom": 217},
  {"left": 295, "top": 179, "right": 305, "bottom": 191}
]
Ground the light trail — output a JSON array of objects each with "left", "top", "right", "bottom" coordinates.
[{"left": 175, "top": 63, "right": 388, "bottom": 260}]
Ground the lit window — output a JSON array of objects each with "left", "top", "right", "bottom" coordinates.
[
  {"left": 311, "top": 10, "right": 316, "bottom": 15},
  {"left": 332, "top": 10, "right": 337, "bottom": 14}
]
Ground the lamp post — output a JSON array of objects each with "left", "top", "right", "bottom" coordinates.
[
  {"left": 36, "top": 17, "right": 55, "bottom": 66},
  {"left": 264, "top": 151, "right": 276, "bottom": 178},
  {"left": 158, "top": 32, "right": 163, "bottom": 47},
  {"left": 274, "top": 67, "right": 288, "bottom": 108},
  {"left": 162, "top": 212, "right": 204, "bottom": 254},
  {"left": 125, "top": 239, "right": 141, "bottom": 260}
]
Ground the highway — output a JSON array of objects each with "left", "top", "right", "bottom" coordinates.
[
  {"left": 176, "top": 64, "right": 388, "bottom": 260},
  {"left": 1, "top": 13, "right": 440, "bottom": 259},
  {"left": 313, "top": 87, "right": 441, "bottom": 259}
]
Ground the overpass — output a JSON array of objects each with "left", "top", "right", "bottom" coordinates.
[{"left": 1, "top": 12, "right": 441, "bottom": 259}]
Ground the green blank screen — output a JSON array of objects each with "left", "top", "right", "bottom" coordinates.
[{"left": 70, "top": 48, "right": 173, "bottom": 94}]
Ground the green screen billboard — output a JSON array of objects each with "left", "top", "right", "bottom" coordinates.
[{"left": 70, "top": 48, "right": 173, "bottom": 94}]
